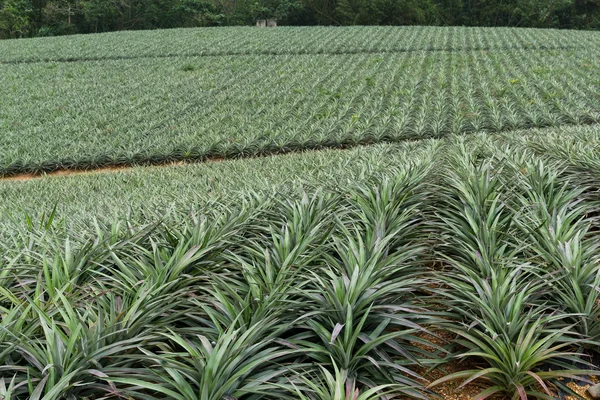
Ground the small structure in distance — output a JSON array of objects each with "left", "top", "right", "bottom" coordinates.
[{"left": 256, "top": 19, "right": 277, "bottom": 27}]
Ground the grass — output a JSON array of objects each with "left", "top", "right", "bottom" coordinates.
[{"left": 1, "top": 26, "right": 600, "bottom": 399}]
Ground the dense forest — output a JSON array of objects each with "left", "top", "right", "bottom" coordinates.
[{"left": 1, "top": 0, "right": 599, "bottom": 39}]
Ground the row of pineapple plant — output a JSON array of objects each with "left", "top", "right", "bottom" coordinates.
[
  {"left": 1, "top": 26, "right": 597, "bottom": 64},
  {"left": 2, "top": 42, "right": 599, "bottom": 176},
  {"left": 1, "top": 137, "right": 599, "bottom": 399}
]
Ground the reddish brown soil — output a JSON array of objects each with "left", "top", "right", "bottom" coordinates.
[
  {"left": 410, "top": 330, "right": 599, "bottom": 400},
  {"left": 0, "top": 161, "right": 191, "bottom": 182}
]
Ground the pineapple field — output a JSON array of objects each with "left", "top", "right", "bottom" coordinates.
[
  {"left": 1, "top": 27, "right": 600, "bottom": 175},
  {"left": 1, "top": 26, "right": 600, "bottom": 399}
]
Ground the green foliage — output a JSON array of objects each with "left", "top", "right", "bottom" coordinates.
[
  {"left": 427, "top": 137, "right": 600, "bottom": 398},
  {"left": 0, "top": 0, "right": 31, "bottom": 38},
  {"left": 2, "top": 129, "right": 600, "bottom": 398},
  {"left": 1, "top": 0, "right": 600, "bottom": 38},
  {"left": 335, "top": 0, "right": 435, "bottom": 25},
  {"left": 0, "top": 157, "right": 443, "bottom": 399},
  {"left": 250, "top": 0, "right": 303, "bottom": 20},
  {"left": 166, "top": 0, "right": 224, "bottom": 27},
  {"left": 0, "top": 27, "right": 599, "bottom": 177},
  {"left": 1, "top": 26, "right": 600, "bottom": 399}
]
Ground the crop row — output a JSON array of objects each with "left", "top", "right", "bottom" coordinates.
[
  {"left": 0, "top": 141, "right": 435, "bottom": 241},
  {"left": 0, "top": 26, "right": 598, "bottom": 64},
  {"left": 1, "top": 132, "right": 599, "bottom": 399},
  {"left": 0, "top": 124, "right": 598, "bottom": 241},
  {"left": 1, "top": 48, "right": 599, "bottom": 176}
]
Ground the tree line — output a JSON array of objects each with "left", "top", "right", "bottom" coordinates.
[{"left": 1, "top": 0, "right": 599, "bottom": 39}]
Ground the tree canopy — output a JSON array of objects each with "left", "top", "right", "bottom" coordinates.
[{"left": 1, "top": 0, "right": 599, "bottom": 39}]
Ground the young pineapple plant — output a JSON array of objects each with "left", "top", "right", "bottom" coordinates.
[
  {"left": 430, "top": 144, "right": 599, "bottom": 399},
  {"left": 513, "top": 160, "right": 600, "bottom": 353}
]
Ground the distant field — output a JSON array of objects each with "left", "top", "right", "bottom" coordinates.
[
  {"left": 1, "top": 26, "right": 598, "bottom": 62},
  {"left": 0, "top": 26, "right": 599, "bottom": 175}
]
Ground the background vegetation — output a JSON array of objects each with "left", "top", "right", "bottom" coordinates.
[{"left": 1, "top": 0, "right": 600, "bottom": 39}]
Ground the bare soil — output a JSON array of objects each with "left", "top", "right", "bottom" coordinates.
[{"left": 0, "top": 161, "right": 190, "bottom": 182}]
